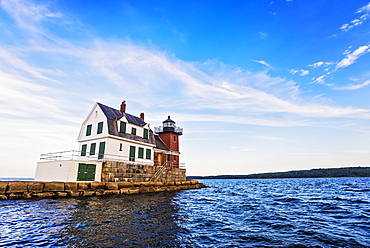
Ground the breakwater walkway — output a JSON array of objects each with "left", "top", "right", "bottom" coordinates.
[{"left": 0, "top": 180, "right": 205, "bottom": 200}]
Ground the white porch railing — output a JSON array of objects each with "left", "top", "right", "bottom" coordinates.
[
  {"left": 40, "top": 150, "right": 186, "bottom": 169},
  {"left": 39, "top": 150, "right": 147, "bottom": 163}
]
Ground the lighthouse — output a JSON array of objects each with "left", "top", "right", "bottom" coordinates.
[{"left": 154, "top": 116, "right": 183, "bottom": 167}]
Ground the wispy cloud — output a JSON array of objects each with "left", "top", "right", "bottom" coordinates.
[
  {"left": 0, "top": 0, "right": 63, "bottom": 36},
  {"left": 334, "top": 80, "right": 370, "bottom": 90},
  {"left": 340, "top": 2, "right": 370, "bottom": 32},
  {"left": 1, "top": 0, "right": 370, "bottom": 130},
  {"left": 252, "top": 60, "right": 270, "bottom": 67},
  {"left": 308, "top": 61, "right": 333, "bottom": 68},
  {"left": 290, "top": 69, "right": 309, "bottom": 76},
  {"left": 257, "top": 135, "right": 291, "bottom": 142},
  {"left": 336, "top": 45, "right": 370, "bottom": 69},
  {"left": 312, "top": 75, "right": 327, "bottom": 84},
  {"left": 258, "top": 32, "right": 268, "bottom": 39}
]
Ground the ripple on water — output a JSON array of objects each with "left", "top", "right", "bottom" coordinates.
[{"left": 0, "top": 178, "right": 369, "bottom": 247}]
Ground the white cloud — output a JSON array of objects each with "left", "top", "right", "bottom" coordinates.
[
  {"left": 252, "top": 60, "right": 270, "bottom": 67},
  {"left": 0, "top": 0, "right": 63, "bottom": 36},
  {"left": 308, "top": 61, "right": 333, "bottom": 68},
  {"left": 290, "top": 69, "right": 309, "bottom": 76},
  {"left": 258, "top": 32, "right": 268, "bottom": 39},
  {"left": 300, "top": 70, "right": 309, "bottom": 76},
  {"left": 340, "top": 2, "right": 370, "bottom": 31},
  {"left": 334, "top": 80, "right": 370, "bottom": 90},
  {"left": 1, "top": 0, "right": 367, "bottom": 123},
  {"left": 313, "top": 75, "right": 326, "bottom": 84},
  {"left": 336, "top": 45, "right": 370, "bottom": 69}
]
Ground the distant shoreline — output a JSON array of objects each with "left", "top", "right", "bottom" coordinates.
[
  {"left": 0, "top": 178, "right": 34, "bottom": 181},
  {"left": 188, "top": 166, "right": 370, "bottom": 180}
]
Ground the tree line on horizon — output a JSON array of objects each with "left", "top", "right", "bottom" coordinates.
[{"left": 188, "top": 167, "right": 370, "bottom": 179}]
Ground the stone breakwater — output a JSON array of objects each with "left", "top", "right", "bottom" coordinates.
[{"left": 0, "top": 180, "right": 205, "bottom": 200}]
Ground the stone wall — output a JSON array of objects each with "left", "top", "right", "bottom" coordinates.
[
  {"left": 101, "top": 161, "right": 186, "bottom": 182},
  {"left": 0, "top": 180, "right": 205, "bottom": 200}
]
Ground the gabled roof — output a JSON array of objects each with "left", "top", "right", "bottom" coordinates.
[
  {"left": 97, "top": 102, "right": 146, "bottom": 127},
  {"left": 96, "top": 102, "right": 172, "bottom": 151}
]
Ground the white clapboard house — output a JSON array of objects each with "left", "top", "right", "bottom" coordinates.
[{"left": 35, "top": 101, "right": 183, "bottom": 182}]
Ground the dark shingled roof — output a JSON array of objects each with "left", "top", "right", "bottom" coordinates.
[
  {"left": 97, "top": 102, "right": 168, "bottom": 149},
  {"left": 97, "top": 102, "right": 146, "bottom": 127},
  {"left": 154, "top": 135, "right": 170, "bottom": 151}
]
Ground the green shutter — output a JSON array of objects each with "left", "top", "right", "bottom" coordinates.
[
  {"left": 131, "top": 127, "right": 136, "bottom": 135},
  {"left": 138, "top": 147, "right": 144, "bottom": 158},
  {"left": 98, "top": 142, "right": 105, "bottom": 159},
  {"left": 86, "top": 124, "right": 92, "bottom": 136},
  {"left": 129, "top": 146, "right": 136, "bottom": 161},
  {"left": 119, "top": 121, "right": 126, "bottom": 133},
  {"left": 143, "top": 129, "right": 148, "bottom": 139},
  {"left": 81, "top": 144, "right": 87, "bottom": 156},
  {"left": 90, "top": 143, "right": 96, "bottom": 155},
  {"left": 97, "top": 122, "right": 103, "bottom": 134},
  {"left": 146, "top": 149, "right": 151, "bottom": 159}
]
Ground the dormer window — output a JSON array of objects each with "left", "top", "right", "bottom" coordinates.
[
  {"left": 119, "top": 121, "right": 126, "bottom": 133},
  {"left": 143, "top": 129, "right": 149, "bottom": 139},
  {"left": 131, "top": 127, "right": 137, "bottom": 135}
]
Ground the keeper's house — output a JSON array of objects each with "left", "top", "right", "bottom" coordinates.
[{"left": 34, "top": 101, "right": 185, "bottom": 182}]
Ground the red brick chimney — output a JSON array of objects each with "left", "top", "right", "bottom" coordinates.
[
  {"left": 140, "top": 112, "right": 145, "bottom": 120},
  {"left": 120, "top": 101, "right": 126, "bottom": 113}
]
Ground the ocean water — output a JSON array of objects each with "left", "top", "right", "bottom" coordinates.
[{"left": 0, "top": 178, "right": 369, "bottom": 247}]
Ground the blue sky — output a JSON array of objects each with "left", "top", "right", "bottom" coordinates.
[{"left": 1, "top": 0, "right": 370, "bottom": 177}]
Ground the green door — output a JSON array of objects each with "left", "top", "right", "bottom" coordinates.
[
  {"left": 129, "top": 146, "right": 135, "bottom": 161},
  {"left": 77, "top": 163, "right": 96, "bottom": 181},
  {"left": 98, "top": 141, "right": 106, "bottom": 159}
]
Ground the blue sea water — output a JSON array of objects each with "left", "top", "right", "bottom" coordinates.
[{"left": 0, "top": 178, "right": 369, "bottom": 247}]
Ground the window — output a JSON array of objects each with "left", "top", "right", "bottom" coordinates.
[
  {"left": 143, "top": 129, "right": 149, "bottom": 139},
  {"left": 86, "top": 124, "right": 92, "bottom": 136},
  {"left": 146, "top": 149, "right": 151, "bottom": 159},
  {"left": 131, "top": 127, "right": 136, "bottom": 135},
  {"left": 173, "top": 136, "right": 176, "bottom": 142},
  {"left": 138, "top": 147, "right": 144, "bottom": 159},
  {"left": 166, "top": 154, "right": 170, "bottom": 161},
  {"left": 119, "top": 121, "right": 126, "bottom": 133},
  {"left": 98, "top": 142, "right": 105, "bottom": 159},
  {"left": 174, "top": 155, "right": 177, "bottom": 161},
  {"left": 90, "top": 143, "right": 96, "bottom": 155},
  {"left": 119, "top": 143, "right": 123, "bottom": 151},
  {"left": 97, "top": 122, "right": 103, "bottom": 134},
  {"left": 129, "top": 146, "right": 135, "bottom": 161},
  {"left": 81, "top": 144, "right": 87, "bottom": 156}
]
